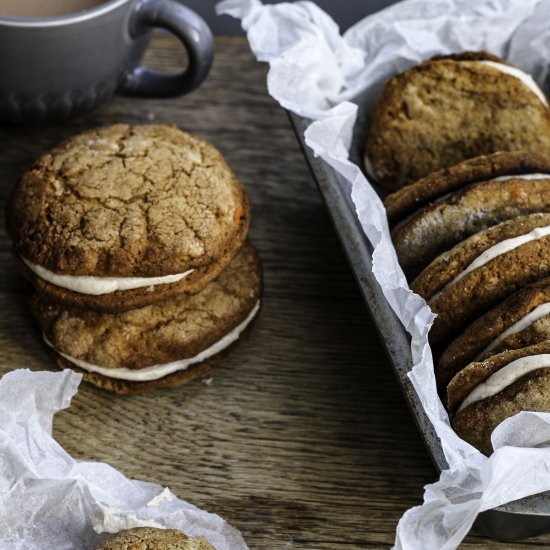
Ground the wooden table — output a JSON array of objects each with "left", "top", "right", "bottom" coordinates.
[{"left": 0, "top": 36, "right": 549, "bottom": 549}]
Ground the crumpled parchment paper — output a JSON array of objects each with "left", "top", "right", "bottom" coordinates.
[
  {"left": 216, "top": 0, "right": 550, "bottom": 548},
  {"left": 0, "top": 369, "right": 247, "bottom": 550}
]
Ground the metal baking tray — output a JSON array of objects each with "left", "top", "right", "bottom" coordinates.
[{"left": 288, "top": 97, "right": 550, "bottom": 540}]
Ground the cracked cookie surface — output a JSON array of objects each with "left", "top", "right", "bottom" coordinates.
[
  {"left": 31, "top": 242, "right": 262, "bottom": 393},
  {"left": 7, "top": 124, "right": 249, "bottom": 310}
]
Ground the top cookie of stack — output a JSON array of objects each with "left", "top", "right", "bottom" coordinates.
[
  {"left": 6, "top": 124, "right": 249, "bottom": 312},
  {"left": 365, "top": 51, "right": 550, "bottom": 193}
]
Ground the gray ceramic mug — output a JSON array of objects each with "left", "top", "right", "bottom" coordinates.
[{"left": 0, "top": 0, "right": 214, "bottom": 122}]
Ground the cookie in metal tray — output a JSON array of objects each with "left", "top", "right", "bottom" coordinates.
[{"left": 366, "top": 52, "right": 550, "bottom": 193}]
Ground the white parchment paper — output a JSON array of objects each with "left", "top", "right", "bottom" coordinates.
[
  {"left": 0, "top": 369, "right": 247, "bottom": 550},
  {"left": 216, "top": 0, "right": 550, "bottom": 547}
]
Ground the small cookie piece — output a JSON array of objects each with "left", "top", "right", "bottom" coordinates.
[
  {"left": 448, "top": 342, "right": 550, "bottom": 456},
  {"left": 437, "top": 279, "right": 550, "bottom": 390},
  {"left": 384, "top": 151, "right": 550, "bottom": 224},
  {"left": 95, "top": 527, "right": 216, "bottom": 550},
  {"left": 31, "top": 242, "right": 262, "bottom": 394},
  {"left": 7, "top": 124, "right": 249, "bottom": 312},
  {"left": 411, "top": 214, "right": 550, "bottom": 349},
  {"left": 366, "top": 51, "right": 550, "bottom": 193},
  {"left": 392, "top": 171, "right": 550, "bottom": 279}
]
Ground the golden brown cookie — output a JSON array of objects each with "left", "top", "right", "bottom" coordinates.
[
  {"left": 392, "top": 172, "right": 550, "bottom": 279},
  {"left": 411, "top": 214, "right": 550, "bottom": 349},
  {"left": 365, "top": 51, "right": 550, "bottom": 193},
  {"left": 447, "top": 342, "right": 550, "bottom": 455},
  {"left": 437, "top": 279, "right": 550, "bottom": 390},
  {"left": 384, "top": 151, "right": 550, "bottom": 224},
  {"left": 7, "top": 124, "right": 249, "bottom": 312},
  {"left": 31, "top": 242, "right": 262, "bottom": 394},
  {"left": 95, "top": 527, "right": 216, "bottom": 550}
]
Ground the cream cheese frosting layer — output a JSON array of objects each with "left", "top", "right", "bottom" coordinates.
[
  {"left": 430, "top": 225, "right": 550, "bottom": 304},
  {"left": 458, "top": 353, "right": 550, "bottom": 412},
  {"left": 492, "top": 173, "right": 550, "bottom": 182},
  {"left": 363, "top": 153, "right": 376, "bottom": 181},
  {"left": 45, "top": 300, "right": 261, "bottom": 381},
  {"left": 477, "top": 60, "right": 549, "bottom": 107},
  {"left": 475, "top": 302, "right": 550, "bottom": 360},
  {"left": 23, "top": 258, "right": 194, "bottom": 295}
]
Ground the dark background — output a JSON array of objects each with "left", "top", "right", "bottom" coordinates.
[{"left": 185, "top": 0, "right": 399, "bottom": 34}]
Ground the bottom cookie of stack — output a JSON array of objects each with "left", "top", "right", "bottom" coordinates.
[{"left": 31, "top": 242, "right": 262, "bottom": 394}]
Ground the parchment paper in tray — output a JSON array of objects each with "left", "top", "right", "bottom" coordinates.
[
  {"left": 216, "top": 0, "right": 550, "bottom": 548},
  {"left": 0, "top": 369, "right": 247, "bottom": 550}
]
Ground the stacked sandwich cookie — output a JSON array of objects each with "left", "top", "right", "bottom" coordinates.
[
  {"left": 366, "top": 51, "right": 550, "bottom": 454},
  {"left": 6, "top": 124, "right": 262, "bottom": 394}
]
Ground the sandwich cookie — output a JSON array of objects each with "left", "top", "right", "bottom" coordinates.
[
  {"left": 365, "top": 51, "right": 550, "bottom": 193},
  {"left": 392, "top": 170, "right": 550, "bottom": 279},
  {"left": 411, "top": 214, "right": 550, "bottom": 349},
  {"left": 95, "top": 527, "right": 216, "bottom": 550},
  {"left": 448, "top": 342, "right": 550, "bottom": 456},
  {"left": 6, "top": 124, "right": 249, "bottom": 312},
  {"left": 384, "top": 151, "right": 550, "bottom": 224},
  {"left": 30, "top": 242, "right": 262, "bottom": 394},
  {"left": 438, "top": 279, "right": 550, "bottom": 390}
]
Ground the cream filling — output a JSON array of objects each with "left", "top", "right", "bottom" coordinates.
[
  {"left": 429, "top": 225, "right": 550, "bottom": 304},
  {"left": 23, "top": 258, "right": 194, "bottom": 295},
  {"left": 475, "top": 303, "right": 550, "bottom": 360},
  {"left": 45, "top": 300, "right": 261, "bottom": 381},
  {"left": 492, "top": 173, "right": 550, "bottom": 182},
  {"left": 477, "top": 60, "right": 549, "bottom": 107},
  {"left": 458, "top": 354, "right": 550, "bottom": 412},
  {"left": 363, "top": 153, "right": 376, "bottom": 180}
]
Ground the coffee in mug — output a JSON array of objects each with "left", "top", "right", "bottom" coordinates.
[{"left": 0, "top": 0, "right": 105, "bottom": 17}]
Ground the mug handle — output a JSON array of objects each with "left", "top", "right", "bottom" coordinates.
[{"left": 120, "top": 0, "right": 214, "bottom": 97}]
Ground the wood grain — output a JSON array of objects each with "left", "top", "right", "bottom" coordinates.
[{"left": 0, "top": 36, "right": 548, "bottom": 549}]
